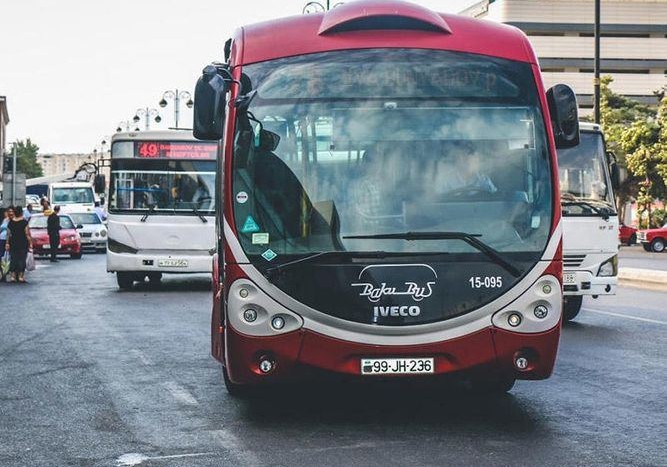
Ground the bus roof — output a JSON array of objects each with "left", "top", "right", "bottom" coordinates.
[
  {"left": 233, "top": 0, "right": 536, "bottom": 66},
  {"left": 50, "top": 181, "right": 93, "bottom": 188},
  {"left": 111, "top": 130, "right": 197, "bottom": 143}
]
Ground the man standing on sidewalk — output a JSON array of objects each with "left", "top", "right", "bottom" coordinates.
[{"left": 47, "top": 206, "right": 61, "bottom": 263}]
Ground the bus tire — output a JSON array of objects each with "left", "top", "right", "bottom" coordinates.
[
  {"left": 222, "top": 365, "right": 251, "bottom": 397},
  {"left": 147, "top": 272, "right": 162, "bottom": 284},
  {"left": 117, "top": 272, "right": 134, "bottom": 290},
  {"left": 650, "top": 238, "right": 665, "bottom": 253},
  {"left": 563, "top": 295, "right": 583, "bottom": 321}
]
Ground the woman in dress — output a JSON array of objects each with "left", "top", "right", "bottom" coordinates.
[{"left": 5, "top": 205, "right": 33, "bottom": 283}]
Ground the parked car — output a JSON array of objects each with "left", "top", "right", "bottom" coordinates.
[
  {"left": 619, "top": 223, "right": 637, "bottom": 246},
  {"left": 69, "top": 212, "right": 107, "bottom": 252},
  {"left": 637, "top": 222, "right": 667, "bottom": 252},
  {"left": 28, "top": 214, "right": 82, "bottom": 259}
]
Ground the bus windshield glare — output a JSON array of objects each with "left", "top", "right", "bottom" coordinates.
[
  {"left": 234, "top": 49, "right": 552, "bottom": 265},
  {"left": 53, "top": 187, "right": 94, "bottom": 205}
]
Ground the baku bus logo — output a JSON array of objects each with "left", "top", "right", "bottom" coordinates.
[{"left": 351, "top": 264, "right": 437, "bottom": 303}]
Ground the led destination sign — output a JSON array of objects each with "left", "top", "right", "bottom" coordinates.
[{"left": 135, "top": 141, "right": 217, "bottom": 159}]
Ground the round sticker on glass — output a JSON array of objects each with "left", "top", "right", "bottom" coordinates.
[{"left": 236, "top": 191, "right": 248, "bottom": 204}]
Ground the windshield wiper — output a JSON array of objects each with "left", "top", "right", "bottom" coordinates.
[
  {"left": 561, "top": 199, "right": 612, "bottom": 220},
  {"left": 343, "top": 231, "right": 521, "bottom": 277},
  {"left": 140, "top": 204, "right": 157, "bottom": 222},
  {"left": 192, "top": 206, "right": 209, "bottom": 223},
  {"left": 265, "top": 250, "right": 392, "bottom": 278}
]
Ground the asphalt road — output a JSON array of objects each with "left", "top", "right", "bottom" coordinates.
[
  {"left": 1, "top": 255, "right": 665, "bottom": 467},
  {"left": 619, "top": 244, "right": 667, "bottom": 271}
]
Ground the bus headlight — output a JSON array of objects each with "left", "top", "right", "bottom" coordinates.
[{"left": 597, "top": 256, "right": 618, "bottom": 277}]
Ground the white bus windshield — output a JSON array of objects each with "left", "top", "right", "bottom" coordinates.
[{"left": 53, "top": 187, "right": 94, "bottom": 205}]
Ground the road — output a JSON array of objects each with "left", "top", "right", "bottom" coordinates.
[
  {"left": 1, "top": 254, "right": 665, "bottom": 467},
  {"left": 619, "top": 244, "right": 667, "bottom": 271}
]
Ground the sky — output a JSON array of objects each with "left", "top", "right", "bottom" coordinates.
[{"left": 0, "top": 0, "right": 478, "bottom": 154}]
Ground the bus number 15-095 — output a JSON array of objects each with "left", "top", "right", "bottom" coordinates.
[{"left": 469, "top": 276, "right": 503, "bottom": 289}]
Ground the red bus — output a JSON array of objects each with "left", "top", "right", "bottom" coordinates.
[{"left": 193, "top": 0, "right": 579, "bottom": 394}]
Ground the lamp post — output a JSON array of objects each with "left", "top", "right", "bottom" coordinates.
[
  {"left": 159, "top": 89, "right": 193, "bottom": 129},
  {"left": 133, "top": 107, "right": 161, "bottom": 131},
  {"left": 116, "top": 120, "right": 139, "bottom": 133},
  {"left": 593, "top": 0, "right": 601, "bottom": 124},
  {"left": 303, "top": 0, "right": 343, "bottom": 13}
]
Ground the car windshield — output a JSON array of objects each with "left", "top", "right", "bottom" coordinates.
[
  {"left": 29, "top": 215, "right": 75, "bottom": 229},
  {"left": 69, "top": 213, "right": 102, "bottom": 225},
  {"left": 233, "top": 49, "right": 553, "bottom": 262},
  {"left": 53, "top": 187, "right": 94, "bottom": 204},
  {"left": 109, "top": 160, "right": 215, "bottom": 214},
  {"left": 558, "top": 132, "right": 616, "bottom": 214}
]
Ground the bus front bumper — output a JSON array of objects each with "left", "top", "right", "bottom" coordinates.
[
  {"left": 563, "top": 270, "right": 617, "bottom": 296},
  {"left": 106, "top": 250, "right": 213, "bottom": 274},
  {"left": 223, "top": 324, "right": 560, "bottom": 386}
]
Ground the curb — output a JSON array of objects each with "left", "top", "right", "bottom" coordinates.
[{"left": 618, "top": 267, "right": 667, "bottom": 291}]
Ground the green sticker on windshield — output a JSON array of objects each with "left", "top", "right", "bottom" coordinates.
[
  {"left": 261, "top": 249, "right": 277, "bottom": 261},
  {"left": 252, "top": 233, "right": 269, "bottom": 245},
  {"left": 241, "top": 215, "right": 260, "bottom": 233}
]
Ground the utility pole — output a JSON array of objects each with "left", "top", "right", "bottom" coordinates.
[
  {"left": 594, "top": 0, "right": 601, "bottom": 124},
  {"left": 11, "top": 143, "right": 17, "bottom": 206}
]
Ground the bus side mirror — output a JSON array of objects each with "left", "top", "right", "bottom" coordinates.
[
  {"left": 607, "top": 151, "right": 626, "bottom": 190},
  {"left": 193, "top": 65, "right": 230, "bottom": 141},
  {"left": 547, "top": 84, "right": 580, "bottom": 149}
]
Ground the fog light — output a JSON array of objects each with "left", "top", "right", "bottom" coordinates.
[
  {"left": 243, "top": 308, "right": 257, "bottom": 323},
  {"left": 533, "top": 305, "right": 548, "bottom": 319},
  {"left": 508, "top": 313, "right": 522, "bottom": 327},
  {"left": 515, "top": 356, "right": 529, "bottom": 370},
  {"left": 542, "top": 284, "right": 552, "bottom": 294},
  {"left": 271, "top": 316, "right": 285, "bottom": 330},
  {"left": 239, "top": 288, "right": 249, "bottom": 298},
  {"left": 259, "top": 358, "right": 274, "bottom": 373}
]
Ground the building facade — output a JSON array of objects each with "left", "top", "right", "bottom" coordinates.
[
  {"left": 461, "top": 0, "right": 667, "bottom": 112},
  {"left": 37, "top": 153, "right": 96, "bottom": 178}
]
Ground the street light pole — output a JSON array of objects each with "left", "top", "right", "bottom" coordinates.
[
  {"left": 133, "top": 107, "right": 161, "bottom": 131},
  {"left": 159, "top": 89, "right": 193, "bottom": 129},
  {"left": 11, "top": 143, "right": 17, "bottom": 206},
  {"left": 594, "top": 0, "right": 601, "bottom": 124}
]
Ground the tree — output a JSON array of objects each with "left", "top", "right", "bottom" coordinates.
[
  {"left": 13, "top": 139, "right": 43, "bottom": 178},
  {"left": 598, "top": 77, "right": 667, "bottom": 227}
]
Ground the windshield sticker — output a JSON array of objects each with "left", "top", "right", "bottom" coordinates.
[
  {"left": 252, "top": 233, "right": 269, "bottom": 245},
  {"left": 351, "top": 264, "right": 437, "bottom": 303},
  {"left": 261, "top": 249, "right": 277, "bottom": 261},
  {"left": 531, "top": 215, "right": 541, "bottom": 228},
  {"left": 236, "top": 191, "right": 248, "bottom": 204},
  {"left": 241, "top": 215, "right": 260, "bottom": 233}
]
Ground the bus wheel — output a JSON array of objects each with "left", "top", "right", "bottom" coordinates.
[
  {"left": 147, "top": 272, "right": 162, "bottom": 285},
  {"left": 563, "top": 296, "right": 583, "bottom": 321},
  {"left": 117, "top": 272, "right": 134, "bottom": 290},
  {"left": 650, "top": 238, "right": 665, "bottom": 253},
  {"left": 222, "top": 365, "right": 251, "bottom": 397}
]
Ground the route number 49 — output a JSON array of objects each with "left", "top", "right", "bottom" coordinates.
[{"left": 469, "top": 276, "right": 503, "bottom": 289}]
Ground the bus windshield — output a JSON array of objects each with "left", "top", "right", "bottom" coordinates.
[
  {"left": 233, "top": 49, "right": 552, "bottom": 264},
  {"left": 53, "top": 187, "right": 94, "bottom": 205},
  {"left": 558, "top": 132, "right": 616, "bottom": 215},
  {"left": 109, "top": 141, "right": 217, "bottom": 214}
]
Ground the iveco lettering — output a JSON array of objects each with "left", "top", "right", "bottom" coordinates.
[{"left": 193, "top": 0, "right": 581, "bottom": 395}]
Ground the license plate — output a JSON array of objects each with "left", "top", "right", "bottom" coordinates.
[
  {"left": 563, "top": 272, "right": 576, "bottom": 284},
  {"left": 361, "top": 357, "right": 434, "bottom": 375},
  {"left": 157, "top": 259, "right": 188, "bottom": 267}
]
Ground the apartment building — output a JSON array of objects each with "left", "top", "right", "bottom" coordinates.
[
  {"left": 461, "top": 0, "right": 667, "bottom": 111},
  {"left": 37, "top": 153, "right": 95, "bottom": 178}
]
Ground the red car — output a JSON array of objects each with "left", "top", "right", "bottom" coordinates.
[
  {"left": 29, "top": 214, "right": 82, "bottom": 259},
  {"left": 619, "top": 223, "right": 637, "bottom": 246},
  {"left": 637, "top": 222, "right": 667, "bottom": 252}
]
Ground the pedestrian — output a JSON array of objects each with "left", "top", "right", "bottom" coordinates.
[
  {"left": 41, "top": 198, "right": 53, "bottom": 216},
  {"left": 94, "top": 201, "right": 107, "bottom": 221},
  {"left": 5, "top": 204, "right": 33, "bottom": 283},
  {"left": 23, "top": 204, "right": 33, "bottom": 221},
  {"left": 0, "top": 207, "right": 15, "bottom": 282},
  {"left": 47, "top": 205, "right": 62, "bottom": 263}
]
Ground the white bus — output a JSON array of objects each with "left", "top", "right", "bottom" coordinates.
[
  {"left": 48, "top": 181, "right": 96, "bottom": 214},
  {"left": 558, "top": 122, "right": 620, "bottom": 321},
  {"left": 107, "top": 130, "right": 217, "bottom": 289}
]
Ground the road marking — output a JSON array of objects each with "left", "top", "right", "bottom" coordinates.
[
  {"left": 163, "top": 381, "right": 198, "bottom": 405},
  {"left": 583, "top": 307, "right": 667, "bottom": 325},
  {"left": 116, "top": 452, "right": 214, "bottom": 466},
  {"left": 211, "top": 429, "right": 263, "bottom": 466}
]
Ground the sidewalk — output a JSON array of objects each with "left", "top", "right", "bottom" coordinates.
[{"left": 618, "top": 267, "right": 667, "bottom": 291}]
